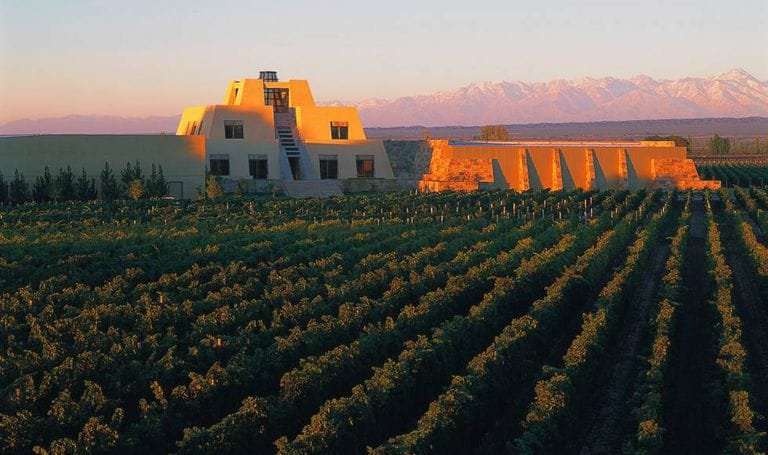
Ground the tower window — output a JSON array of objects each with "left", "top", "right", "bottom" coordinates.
[
  {"left": 319, "top": 154, "right": 338, "bottom": 179},
  {"left": 209, "top": 154, "right": 230, "bottom": 176},
  {"left": 224, "top": 120, "right": 244, "bottom": 139},
  {"left": 249, "top": 154, "right": 268, "bottom": 179},
  {"left": 330, "top": 121, "right": 349, "bottom": 140},
  {"left": 356, "top": 155, "right": 374, "bottom": 178}
]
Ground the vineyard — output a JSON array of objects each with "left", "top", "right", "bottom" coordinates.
[
  {"left": 698, "top": 162, "right": 768, "bottom": 188},
  {"left": 1, "top": 188, "right": 767, "bottom": 454}
]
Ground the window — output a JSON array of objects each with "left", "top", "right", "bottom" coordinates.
[
  {"left": 330, "top": 121, "right": 349, "bottom": 140},
  {"left": 197, "top": 120, "right": 204, "bottom": 135},
  {"left": 224, "top": 120, "right": 244, "bottom": 139},
  {"left": 190, "top": 121, "right": 197, "bottom": 135},
  {"left": 209, "top": 154, "right": 230, "bottom": 176},
  {"left": 264, "top": 88, "right": 289, "bottom": 112},
  {"left": 356, "top": 155, "right": 374, "bottom": 178},
  {"left": 319, "top": 154, "right": 338, "bottom": 180},
  {"left": 249, "top": 154, "right": 268, "bottom": 179}
]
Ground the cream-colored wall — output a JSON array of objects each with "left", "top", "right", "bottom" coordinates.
[
  {"left": 296, "top": 106, "right": 367, "bottom": 142},
  {"left": 304, "top": 141, "right": 394, "bottom": 179},
  {"left": 205, "top": 106, "right": 275, "bottom": 141},
  {"left": 204, "top": 139, "right": 281, "bottom": 181},
  {"left": 0, "top": 135, "right": 205, "bottom": 198}
]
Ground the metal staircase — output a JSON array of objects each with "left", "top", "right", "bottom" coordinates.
[{"left": 274, "top": 111, "right": 315, "bottom": 181}]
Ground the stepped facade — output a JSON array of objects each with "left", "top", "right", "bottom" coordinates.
[{"left": 416, "top": 140, "right": 720, "bottom": 192}]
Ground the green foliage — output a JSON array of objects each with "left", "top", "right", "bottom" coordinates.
[
  {"left": 9, "top": 169, "right": 29, "bottom": 204},
  {"left": 0, "top": 170, "right": 7, "bottom": 204},
  {"left": 54, "top": 166, "right": 76, "bottom": 201},
  {"left": 100, "top": 162, "right": 120, "bottom": 202},
  {"left": 1, "top": 189, "right": 765, "bottom": 454},
  {"left": 75, "top": 168, "right": 98, "bottom": 201},
  {"left": 146, "top": 164, "right": 168, "bottom": 198},
  {"left": 32, "top": 166, "right": 53, "bottom": 203}
]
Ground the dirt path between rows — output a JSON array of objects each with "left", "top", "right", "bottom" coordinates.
[
  {"left": 578, "top": 241, "right": 671, "bottom": 455},
  {"left": 662, "top": 197, "right": 722, "bottom": 454}
]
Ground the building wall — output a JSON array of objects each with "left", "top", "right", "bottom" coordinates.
[
  {"left": 304, "top": 140, "right": 395, "bottom": 179},
  {"left": 0, "top": 135, "right": 206, "bottom": 198},
  {"left": 204, "top": 139, "right": 280, "bottom": 181},
  {"left": 296, "top": 106, "right": 367, "bottom": 142},
  {"left": 419, "top": 140, "right": 710, "bottom": 191}
]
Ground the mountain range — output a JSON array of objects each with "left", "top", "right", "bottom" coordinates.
[
  {"left": 1, "top": 69, "right": 766, "bottom": 134},
  {"left": 346, "top": 68, "right": 768, "bottom": 127}
]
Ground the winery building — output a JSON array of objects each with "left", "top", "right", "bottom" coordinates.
[{"left": 0, "top": 71, "right": 719, "bottom": 198}]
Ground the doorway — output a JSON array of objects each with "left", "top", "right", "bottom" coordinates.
[{"left": 288, "top": 156, "right": 301, "bottom": 180}]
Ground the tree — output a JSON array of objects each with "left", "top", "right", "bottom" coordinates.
[
  {"left": 32, "top": 166, "right": 53, "bottom": 202},
  {"left": 146, "top": 164, "right": 168, "bottom": 198},
  {"left": 206, "top": 176, "right": 224, "bottom": 199},
  {"left": 75, "top": 168, "right": 97, "bottom": 201},
  {"left": 127, "top": 179, "right": 144, "bottom": 200},
  {"left": 709, "top": 134, "right": 730, "bottom": 155},
  {"left": 100, "top": 162, "right": 120, "bottom": 201},
  {"left": 0, "top": 171, "right": 8, "bottom": 204},
  {"left": 9, "top": 170, "right": 29, "bottom": 204},
  {"left": 121, "top": 161, "right": 144, "bottom": 197},
  {"left": 754, "top": 137, "right": 762, "bottom": 154},
  {"left": 480, "top": 125, "right": 510, "bottom": 141},
  {"left": 54, "top": 166, "right": 76, "bottom": 201}
]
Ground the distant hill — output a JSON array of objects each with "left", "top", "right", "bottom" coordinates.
[
  {"left": 0, "top": 115, "right": 180, "bottom": 135},
  {"left": 364, "top": 117, "right": 768, "bottom": 141},
  {"left": 331, "top": 68, "right": 768, "bottom": 127}
]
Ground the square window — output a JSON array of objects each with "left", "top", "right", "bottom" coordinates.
[
  {"left": 356, "top": 155, "right": 374, "bottom": 178},
  {"left": 209, "top": 154, "right": 230, "bottom": 176},
  {"left": 319, "top": 154, "right": 338, "bottom": 179},
  {"left": 224, "top": 120, "right": 244, "bottom": 139},
  {"left": 249, "top": 154, "right": 268, "bottom": 179},
  {"left": 330, "top": 121, "right": 349, "bottom": 140}
]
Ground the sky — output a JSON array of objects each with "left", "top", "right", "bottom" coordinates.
[{"left": 0, "top": 0, "right": 766, "bottom": 123}]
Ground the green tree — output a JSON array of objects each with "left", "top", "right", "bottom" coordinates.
[
  {"left": 146, "top": 164, "right": 169, "bottom": 198},
  {"left": 9, "top": 170, "right": 29, "bottom": 204},
  {"left": 480, "top": 125, "right": 510, "bottom": 141},
  {"left": 709, "top": 134, "right": 731, "bottom": 155},
  {"left": 75, "top": 168, "right": 98, "bottom": 201},
  {"left": 54, "top": 166, "right": 76, "bottom": 201},
  {"left": 32, "top": 166, "right": 53, "bottom": 202},
  {"left": 126, "top": 178, "right": 144, "bottom": 200},
  {"left": 0, "top": 171, "right": 7, "bottom": 204},
  {"left": 206, "top": 176, "right": 224, "bottom": 199},
  {"left": 100, "top": 162, "right": 120, "bottom": 201},
  {"left": 754, "top": 137, "right": 761, "bottom": 154}
]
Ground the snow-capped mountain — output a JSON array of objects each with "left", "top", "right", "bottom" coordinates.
[{"left": 346, "top": 68, "right": 768, "bottom": 127}]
